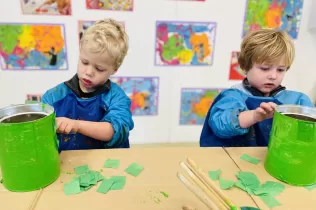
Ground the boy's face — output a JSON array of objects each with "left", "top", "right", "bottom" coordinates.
[
  {"left": 246, "top": 56, "right": 287, "bottom": 96},
  {"left": 77, "top": 42, "right": 117, "bottom": 93}
]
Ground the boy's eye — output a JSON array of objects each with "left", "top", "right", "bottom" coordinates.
[
  {"left": 81, "top": 60, "right": 88, "bottom": 65},
  {"left": 278, "top": 69, "right": 286, "bottom": 72},
  {"left": 260, "top": 67, "right": 269, "bottom": 71}
]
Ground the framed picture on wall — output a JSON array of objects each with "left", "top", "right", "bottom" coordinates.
[
  {"left": 242, "top": 0, "right": 304, "bottom": 39},
  {"left": 86, "top": 0, "right": 133, "bottom": 11},
  {"left": 20, "top": 0, "right": 72, "bottom": 16},
  {"left": 179, "top": 88, "right": 224, "bottom": 125},
  {"left": 228, "top": 51, "right": 246, "bottom": 80},
  {"left": 0, "top": 23, "right": 68, "bottom": 70},
  {"left": 26, "top": 94, "right": 43, "bottom": 102},
  {"left": 111, "top": 77, "right": 159, "bottom": 116},
  {"left": 155, "top": 21, "right": 217, "bottom": 66}
]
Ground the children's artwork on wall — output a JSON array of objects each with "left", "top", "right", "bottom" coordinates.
[
  {"left": 26, "top": 94, "right": 42, "bottom": 102},
  {"left": 242, "top": 0, "right": 304, "bottom": 39},
  {"left": 229, "top": 51, "right": 246, "bottom": 80},
  {"left": 111, "top": 77, "right": 159, "bottom": 116},
  {"left": 20, "top": 0, "right": 72, "bottom": 15},
  {"left": 155, "top": 21, "right": 217, "bottom": 66},
  {"left": 86, "top": 0, "right": 133, "bottom": 11},
  {"left": 0, "top": 23, "right": 68, "bottom": 70},
  {"left": 78, "top": 20, "right": 125, "bottom": 41},
  {"left": 180, "top": 88, "right": 224, "bottom": 125}
]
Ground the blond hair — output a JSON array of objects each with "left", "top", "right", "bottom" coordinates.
[
  {"left": 238, "top": 29, "right": 295, "bottom": 71},
  {"left": 80, "top": 18, "right": 128, "bottom": 69}
]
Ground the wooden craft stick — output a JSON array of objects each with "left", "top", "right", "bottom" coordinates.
[
  {"left": 177, "top": 172, "right": 220, "bottom": 210},
  {"left": 180, "top": 161, "right": 228, "bottom": 210},
  {"left": 27, "top": 188, "right": 43, "bottom": 210},
  {"left": 186, "top": 158, "right": 240, "bottom": 210}
]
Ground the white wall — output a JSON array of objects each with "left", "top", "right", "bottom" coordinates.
[{"left": 0, "top": 0, "right": 315, "bottom": 145}]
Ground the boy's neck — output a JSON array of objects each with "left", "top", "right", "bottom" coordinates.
[{"left": 242, "top": 79, "right": 285, "bottom": 97}]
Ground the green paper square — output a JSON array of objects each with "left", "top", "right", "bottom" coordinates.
[
  {"left": 259, "top": 195, "right": 281, "bottom": 208},
  {"left": 219, "top": 178, "right": 235, "bottom": 190},
  {"left": 109, "top": 176, "right": 126, "bottom": 190},
  {"left": 64, "top": 179, "right": 81, "bottom": 196},
  {"left": 104, "top": 159, "right": 120, "bottom": 169},
  {"left": 305, "top": 184, "right": 316, "bottom": 191},
  {"left": 254, "top": 181, "right": 285, "bottom": 196},
  {"left": 208, "top": 169, "right": 221, "bottom": 180},
  {"left": 97, "top": 179, "right": 115, "bottom": 194},
  {"left": 124, "top": 163, "right": 144, "bottom": 177},
  {"left": 74, "top": 164, "right": 89, "bottom": 175},
  {"left": 80, "top": 185, "right": 93, "bottom": 192},
  {"left": 236, "top": 171, "right": 260, "bottom": 192},
  {"left": 240, "top": 154, "right": 261, "bottom": 165}
]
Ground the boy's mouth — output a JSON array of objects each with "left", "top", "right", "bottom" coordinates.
[
  {"left": 82, "top": 78, "right": 92, "bottom": 86},
  {"left": 263, "top": 83, "right": 275, "bottom": 88}
]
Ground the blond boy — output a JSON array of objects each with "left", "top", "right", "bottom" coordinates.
[
  {"left": 42, "top": 19, "right": 134, "bottom": 152},
  {"left": 200, "top": 29, "right": 314, "bottom": 147}
]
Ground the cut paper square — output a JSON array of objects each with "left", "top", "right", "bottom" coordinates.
[
  {"left": 104, "top": 159, "right": 120, "bottom": 169},
  {"left": 259, "top": 195, "right": 281, "bottom": 208},
  {"left": 305, "top": 184, "right": 316, "bottom": 191},
  {"left": 219, "top": 178, "right": 235, "bottom": 190},
  {"left": 64, "top": 179, "right": 81, "bottom": 196},
  {"left": 74, "top": 164, "right": 89, "bottom": 175},
  {"left": 240, "top": 154, "right": 261, "bottom": 165},
  {"left": 208, "top": 169, "right": 221, "bottom": 181},
  {"left": 124, "top": 163, "right": 144, "bottom": 177},
  {"left": 110, "top": 176, "right": 126, "bottom": 190},
  {"left": 254, "top": 181, "right": 285, "bottom": 197},
  {"left": 97, "top": 179, "right": 115, "bottom": 194}
]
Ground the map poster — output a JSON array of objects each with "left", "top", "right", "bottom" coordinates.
[
  {"left": 111, "top": 77, "right": 159, "bottom": 116},
  {"left": 229, "top": 51, "right": 246, "bottom": 80},
  {"left": 180, "top": 88, "right": 224, "bottom": 125},
  {"left": 242, "top": 0, "right": 304, "bottom": 39},
  {"left": 20, "top": 0, "right": 72, "bottom": 16},
  {"left": 0, "top": 23, "right": 68, "bottom": 70},
  {"left": 155, "top": 21, "right": 217, "bottom": 66},
  {"left": 86, "top": 0, "right": 133, "bottom": 11}
]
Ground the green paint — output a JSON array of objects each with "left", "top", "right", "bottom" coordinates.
[
  {"left": 0, "top": 24, "right": 23, "bottom": 54},
  {"left": 160, "top": 191, "right": 169, "bottom": 198},
  {"left": 265, "top": 109, "right": 316, "bottom": 186},
  {"left": 153, "top": 196, "right": 161, "bottom": 204},
  {"left": 162, "top": 35, "right": 185, "bottom": 61},
  {"left": 0, "top": 104, "right": 60, "bottom": 192}
]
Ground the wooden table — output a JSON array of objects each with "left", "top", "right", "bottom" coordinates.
[{"left": 0, "top": 147, "right": 315, "bottom": 210}]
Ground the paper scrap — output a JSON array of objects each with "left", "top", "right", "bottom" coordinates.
[
  {"left": 305, "top": 184, "right": 316, "bottom": 191},
  {"left": 236, "top": 171, "right": 260, "bottom": 193},
  {"left": 125, "top": 163, "right": 144, "bottom": 177},
  {"left": 104, "top": 159, "right": 120, "bottom": 169},
  {"left": 74, "top": 164, "right": 89, "bottom": 175},
  {"left": 219, "top": 178, "right": 235, "bottom": 190},
  {"left": 254, "top": 181, "right": 285, "bottom": 196},
  {"left": 97, "top": 179, "right": 115, "bottom": 194},
  {"left": 240, "top": 207, "right": 260, "bottom": 210},
  {"left": 259, "top": 195, "right": 281, "bottom": 208},
  {"left": 109, "top": 176, "right": 126, "bottom": 190},
  {"left": 208, "top": 169, "right": 221, "bottom": 180},
  {"left": 240, "top": 154, "right": 261, "bottom": 165},
  {"left": 64, "top": 179, "right": 81, "bottom": 196}
]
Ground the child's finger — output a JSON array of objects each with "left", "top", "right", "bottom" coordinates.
[
  {"left": 268, "top": 102, "right": 278, "bottom": 109},
  {"left": 260, "top": 102, "right": 273, "bottom": 112},
  {"left": 257, "top": 107, "right": 267, "bottom": 115}
]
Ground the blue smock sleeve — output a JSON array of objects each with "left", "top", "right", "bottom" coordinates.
[
  {"left": 298, "top": 93, "right": 315, "bottom": 107},
  {"left": 209, "top": 89, "right": 250, "bottom": 138},
  {"left": 101, "top": 91, "right": 134, "bottom": 147},
  {"left": 41, "top": 91, "right": 52, "bottom": 106}
]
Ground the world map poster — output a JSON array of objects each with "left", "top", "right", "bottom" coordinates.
[
  {"left": 111, "top": 77, "right": 159, "bottom": 116},
  {"left": 155, "top": 21, "right": 217, "bottom": 66},
  {"left": 243, "top": 0, "right": 304, "bottom": 39},
  {"left": 0, "top": 23, "right": 68, "bottom": 70},
  {"left": 180, "top": 88, "right": 224, "bottom": 125}
]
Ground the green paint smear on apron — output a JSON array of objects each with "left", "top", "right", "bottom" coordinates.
[{"left": 265, "top": 111, "right": 316, "bottom": 186}]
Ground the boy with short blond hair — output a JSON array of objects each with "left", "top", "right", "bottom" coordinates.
[
  {"left": 42, "top": 19, "right": 134, "bottom": 152},
  {"left": 200, "top": 29, "right": 314, "bottom": 147}
]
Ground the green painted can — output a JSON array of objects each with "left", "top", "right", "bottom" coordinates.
[
  {"left": 0, "top": 103, "right": 60, "bottom": 192},
  {"left": 265, "top": 105, "right": 316, "bottom": 186}
]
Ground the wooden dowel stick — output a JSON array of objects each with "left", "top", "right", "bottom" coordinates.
[
  {"left": 27, "top": 188, "right": 43, "bottom": 210},
  {"left": 180, "top": 161, "right": 229, "bottom": 210},
  {"left": 177, "top": 172, "right": 219, "bottom": 210},
  {"left": 186, "top": 158, "right": 240, "bottom": 210}
]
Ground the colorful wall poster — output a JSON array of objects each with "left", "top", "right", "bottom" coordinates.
[
  {"left": 78, "top": 20, "right": 125, "bottom": 41},
  {"left": 86, "top": 0, "right": 133, "bottom": 11},
  {"left": 26, "top": 94, "right": 43, "bottom": 102},
  {"left": 155, "top": 21, "right": 217, "bottom": 66},
  {"left": 180, "top": 88, "right": 224, "bottom": 125},
  {"left": 111, "top": 77, "right": 159, "bottom": 116},
  {"left": 0, "top": 23, "right": 68, "bottom": 70},
  {"left": 242, "top": 0, "right": 304, "bottom": 39},
  {"left": 20, "top": 0, "right": 72, "bottom": 15},
  {"left": 229, "top": 51, "right": 246, "bottom": 80}
]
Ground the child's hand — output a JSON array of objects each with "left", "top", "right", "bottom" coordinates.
[
  {"left": 253, "top": 102, "right": 278, "bottom": 122},
  {"left": 56, "top": 117, "right": 80, "bottom": 134}
]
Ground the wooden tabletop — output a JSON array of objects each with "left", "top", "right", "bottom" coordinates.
[{"left": 0, "top": 147, "right": 315, "bottom": 210}]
